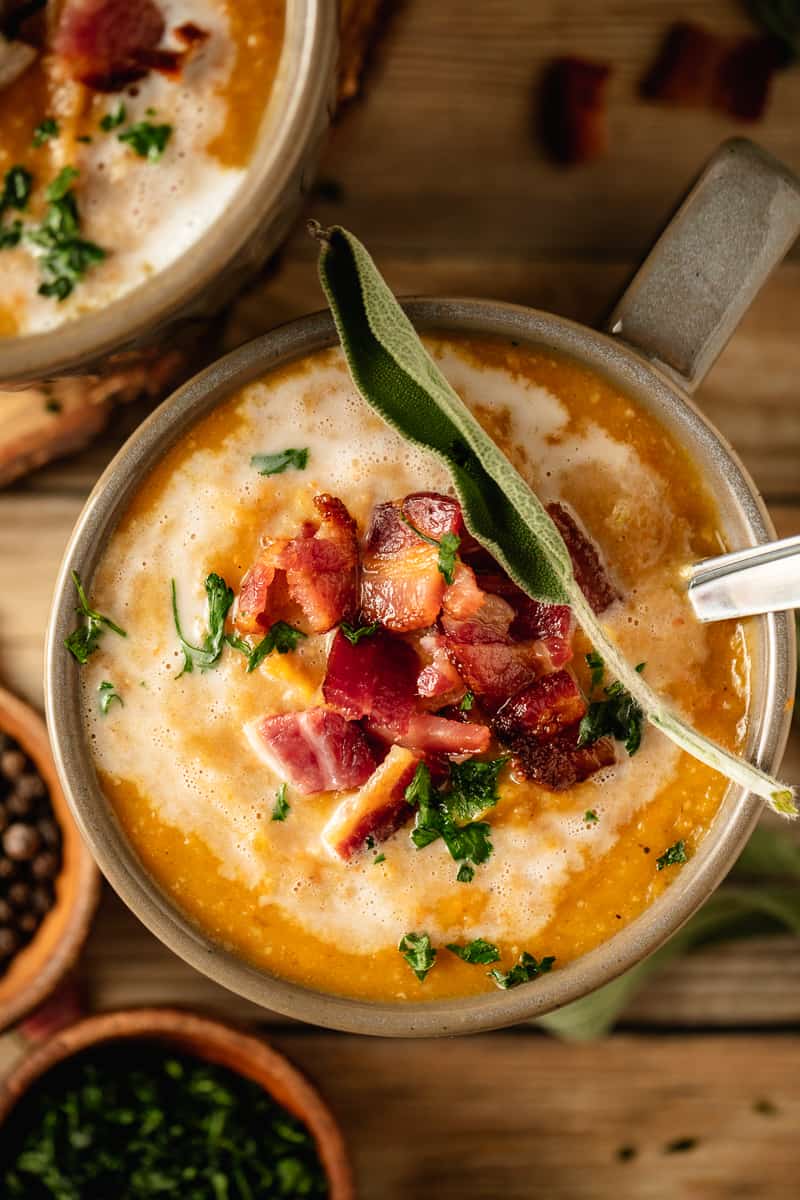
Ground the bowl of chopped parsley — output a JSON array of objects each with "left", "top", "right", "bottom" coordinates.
[{"left": 0, "top": 1007, "right": 353, "bottom": 1198}]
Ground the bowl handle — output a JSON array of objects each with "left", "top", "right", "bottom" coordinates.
[{"left": 605, "top": 138, "right": 800, "bottom": 394}]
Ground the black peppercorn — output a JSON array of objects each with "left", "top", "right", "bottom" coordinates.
[
  {"left": 8, "top": 881, "right": 31, "bottom": 909},
  {"left": 0, "top": 749, "right": 26, "bottom": 779},
  {"left": 0, "top": 928, "right": 18, "bottom": 958},
  {"left": 31, "top": 850, "right": 59, "bottom": 881},
  {"left": 0, "top": 898, "right": 12, "bottom": 924},
  {"left": 3, "top": 822, "right": 41, "bottom": 862},
  {"left": 15, "top": 773, "right": 46, "bottom": 802}
]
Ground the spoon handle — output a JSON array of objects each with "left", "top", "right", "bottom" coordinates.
[{"left": 687, "top": 535, "right": 800, "bottom": 622}]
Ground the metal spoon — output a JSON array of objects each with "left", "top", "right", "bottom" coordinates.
[{"left": 687, "top": 535, "right": 800, "bottom": 622}]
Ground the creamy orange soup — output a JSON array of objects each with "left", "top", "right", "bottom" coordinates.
[
  {"left": 0, "top": 0, "right": 284, "bottom": 334},
  {"left": 81, "top": 337, "right": 749, "bottom": 1001}
]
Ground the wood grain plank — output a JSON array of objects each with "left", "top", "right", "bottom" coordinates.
[
  {"left": 299, "top": 0, "right": 800, "bottom": 260},
  {"left": 263, "top": 1032, "right": 800, "bottom": 1198}
]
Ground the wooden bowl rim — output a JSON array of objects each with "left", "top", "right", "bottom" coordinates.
[
  {"left": 0, "top": 685, "right": 100, "bottom": 1032},
  {"left": 0, "top": 1007, "right": 354, "bottom": 1198}
]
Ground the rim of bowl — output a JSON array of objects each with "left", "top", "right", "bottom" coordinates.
[
  {"left": 44, "top": 299, "right": 796, "bottom": 1038},
  {"left": 0, "top": 686, "right": 100, "bottom": 1033},
  {"left": 0, "top": 1007, "right": 354, "bottom": 1198},
  {"left": 0, "top": 0, "right": 337, "bottom": 383}
]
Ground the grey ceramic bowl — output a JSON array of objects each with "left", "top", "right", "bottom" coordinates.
[
  {"left": 0, "top": 0, "right": 337, "bottom": 387},
  {"left": 44, "top": 140, "right": 800, "bottom": 1037}
]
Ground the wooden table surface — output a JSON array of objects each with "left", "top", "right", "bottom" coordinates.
[{"left": 3, "top": 2, "right": 800, "bottom": 1196}]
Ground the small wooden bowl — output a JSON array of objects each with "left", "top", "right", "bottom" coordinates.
[
  {"left": 0, "top": 686, "right": 100, "bottom": 1032},
  {"left": 0, "top": 1007, "right": 355, "bottom": 1198}
]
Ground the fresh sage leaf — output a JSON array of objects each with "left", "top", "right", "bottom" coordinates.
[{"left": 314, "top": 224, "right": 796, "bottom": 818}]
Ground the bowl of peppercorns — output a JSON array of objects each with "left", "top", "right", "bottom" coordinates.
[{"left": 0, "top": 686, "right": 99, "bottom": 1031}]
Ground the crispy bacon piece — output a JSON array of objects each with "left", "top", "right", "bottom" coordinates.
[
  {"left": 540, "top": 56, "right": 611, "bottom": 165},
  {"left": 323, "top": 628, "right": 419, "bottom": 732},
  {"left": 469, "top": 569, "right": 574, "bottom": 667},
  {"left": 280, "top": 494, "right": 359, "bottom": 633},
  {"left": 640, "top": 22, "right": 722, "bottom": 108},
  {"left": 236, "top": 495, "right": 358, "bottom": 635},
  {"left": 443, "top": 640, "right": 541, "bottom": 708},
  {"left": 321, "top": 746, "right": 419, "bottom": 860},
  {"left": 416, "top": 633, "right": 467, "bottom": 706},
  {"left": 367, "top": 713, "right": 490, "bottom": 757},
  {"left": 641, "top": 22, "right": 783, "bottom": 123},
  {"left": 716, "top": 35, "right": 784, "bottom": 122},
  {"left": 245, "top": 708, "right": 376, "bottom": 796},
  {"left": 360, "top": 500, "right": 444, "bottom": 632},
  {"left": 441, "top": 562, "right": 487, "bottom": 621},
  {"left": 234, "top": 560, "right": 277, "bottom": 635},
  {"left": 494, "top": 670, "right": 586, "bottom": 744},
  {"left": 510, "top": 726, "right": 615, "bottom": 792},
  {"left": 547, "top": 502, "right": 617, "bottom": 614},
  {"left": 401, "top": 492, "right": 463, "bottom": 539},
  {"left": 54, "top": 0, "right": 166, "bottom": 90}
]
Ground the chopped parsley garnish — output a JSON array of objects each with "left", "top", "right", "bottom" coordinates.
[
  {"left": 45, "top": 165, "right": 78, "bottom": 201},
  {"left": 446, "top": 938, "right": 500, "bottom": 965},
  {"left": 488, "top": 951, "right": 555, "bottom": 990},
  {"left": 171, "top": 573, "right": 234, "bottom": 676},
  {"left": 586, "top": 650, "right": 604, "bottom": 689},
  {"left": 32, "top": 117, "right": 59, "bottom": 147},
  {"left": 405, "top": 759, "right": 505, "bottom": 878},
  {"left": 578, "top": 656, "right": 645, "bottom": 756},
  {"left": 231, "top": 620, "right": 307, "bottom": 673},
  {"left": 656, "top": 839, "right": 688, "bottom": 871},
  {"left": 98, "top": 680, "right": 122, "bottom": 714},
  {"left": 373, "top": 853, "right": 386, "bottom": 865},
  {"left": 271, "top": 783, "right": 290, "bottom": 822},
  {"left": 250, "top": 447, "right": 310, "bottom": 476},
  {"left": 64, "top": 571, "right": 127, "bottom": 664},
  {"left": 28, "top": 166, "right": 106, "bottom": 301},
  {"left": 0, "top": 221, "right": 22, "bottom": 249},
  {"left": 441, "top": 756, "right": 508, "bottom": 823},
  {"left": 399, "top": 512, "right": 461, "bottom": 585},
  {"left": 584, "top": 809, "right": 599, "bottom": 825},
  {"left": 339, "top": 620, "right": 378, "bottom": 645},
  {"left": 1, "top": 165, "right": 32, "bottom": 212},
  {"left": 100, "top": 102, "right": 127, "bottom": 131},
  {"left": 119, "top": 121, "right": 173, "bottom": 162},
  {"left": 398, "top": 931, "right": 436, "bottom": 982},
  {"left": 459, "top": 690, "right": 475, "bottom": 711}
]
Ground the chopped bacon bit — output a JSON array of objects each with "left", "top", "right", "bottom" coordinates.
[
  {"left": 441, "top": 562, "right": 486, "bottom": 621},
  {"left": 416, "top": 633, "right": 467, "bottom": 706},
  {"left": 361, "top": 500, "right": 445, "bottom": 632},
  {"left": 640, "top": 22, "right": 722, "bottom": 108},
  {"left": 278, "top": 494, "right": 359, "bottom": 633},
  {"left": 323, "top": 627, "right": 419, "bottom": 732},
  {"left": 469, "top": 568, "right": 574, "bottom": 665},
  {"left": 641, "top": 22, "right": 783, "bottom": 122},
  {"left": 494, "top": 670, "right": 587, "bottom": 744},
  {"left": 401, "top": 492, "right": 463, "bottom": 539},
  {"left": 245, "top": 708, "right": 376, "bottom": 795},
  {"left": 540, "top": 56, "right": 611, "bottom": 165},
  {"left": 444, "top": 640, "right": 541, "bottom": 708},
  {"left": 174, "top": 22, "right": 210, "bottom": 47},
  {"left": 547, "top": 502, "right": 617, "bottom": 614},
  {"left": 716, "top": 36, "right": 784, "bottom": 122},
  {"left": 367, "top": 713, "right": 490, "bottom": 757},
  {"left": 321, "top": 746, "right": 419, "bottom": 860},
  {"left": 234, "top": 560, "right": 277, "bottom": 635},
  {"left": 136, "top": 23, "right": 210, "bottom": 79},
  {"left": 510, "top": 726, "right": 615, "bottom": 792},
  {"left": 54, "top": 0, "right": 166, "bottom": 90},
  {"left": 441, "top": 591, "right": 515, "bottom": 644}
]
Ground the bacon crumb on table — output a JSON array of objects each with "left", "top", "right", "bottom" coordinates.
[{"left": 539, "top": 56, "right": 612, "bottom": 165}]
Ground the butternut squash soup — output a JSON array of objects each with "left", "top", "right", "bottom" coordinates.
[
  {"left": 0, "top": 0, "right": 284, "bottom": 334},
  {"left": 76, "top": 337, "right": 749, "bottom": 1001}
]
